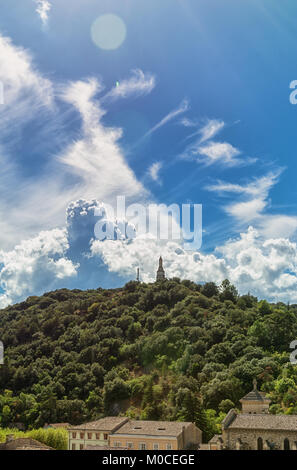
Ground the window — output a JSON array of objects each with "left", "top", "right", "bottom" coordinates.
[
  {"left": 284, "top": 438, "right": 290, "bottom": 451},
  {"left": 79, "top": 444, "right": 84, "bottom": 450},
  {"left": 87, "top": 433, "right": 92, "bottom": 440},
  {"left": 104, "top": 433, "right": 108, "bottom": 440},
  {"left": 80, "top": 432, "right": 84, "bottom": 439},
  {"left": 139, "top": 443, "right": 146, "bottom": 450},
  {"left": 72, "top": 443, "right": 76, "bottom": 450},
  {"left": 153, "top": 443, "right": 159, "bottom": 450},
  {"left": 114, "top": 441, "right": 122, "bottom": 447},
  {"left": 72, "top": 432, "right": 76, "bottom": 439},
  {"left": 257, "top": 437, "right": 263, "bottom": 451},
  {"left": 95, "top": 433, "right": 100, "bottom": 440},
  {"left": 126, "top": 442, "right": 133, "bottom": 449},
  {"left": 166, "top": 443, "right": 172, "bottom": 450}
]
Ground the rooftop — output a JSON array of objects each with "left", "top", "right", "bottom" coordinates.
[
  {"left": 227, "top": 413, "right": 297, "bottom": 431},
  {"left": 68, "top": 417, "right": 128, "bottom": 432},
  {"left": 240, "top": 379, "right": 271, "bottom": 403},
  {"left": 0, "top": 437, "right": 53, "bottom": 450},
  {"left": 111, "top": 420, "right": 193, "bottom": 437}
]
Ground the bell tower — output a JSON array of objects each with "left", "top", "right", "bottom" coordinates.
[{"left": 156, "top": 256, "right": 166, "bottom": 282}]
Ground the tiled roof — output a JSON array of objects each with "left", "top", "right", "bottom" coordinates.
[
  {"left": 228, "top": 414, "right": 297, "bottom": 431},
  {"left": 0, "top": 438, "right": 53, "bottom": 450},
  {"left": 111, "top": 420, "right": 193, "bottom": 437},
  {"left": 86, "top": 445, "right": 129, "bottom": 450},
  {"left": 48, "top": 423, "right": 69, "bottom": 428},
  {"left": 240, "top": 389, "right": 271, "bottom": 402},
  {"left": 68, "top": 417, "right": 128, "bottom": 432}
]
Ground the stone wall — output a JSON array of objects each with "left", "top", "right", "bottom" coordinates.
[{"left": 223, "top": 428, "right": 297, "bottom": 450}]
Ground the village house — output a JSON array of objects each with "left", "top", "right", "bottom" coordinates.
[
  {"left": 68, "top": 417, "right": 129, "bottom": 450},
  {"left": 109, "top": 419, "right": 201, "bottom": 450},
  {"left": 68, "top": 417, "right": 201, "bottom": 450}
]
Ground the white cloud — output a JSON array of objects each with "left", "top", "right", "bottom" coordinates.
[
  {"left": 148, "top": 162, "right": 162, "bottom": 184},
  {"left": 0, "top": 37, "right": 150, "bottom": 250},
  {"left": 198, "top": 119, "right": 225, "bottom": 143},
  {"left": 90, "top": 222, "right": 297, "bottom": 303},
  {"left": 205, "top": 170, "right": 297, "bottom": 237},
  {"left": 182, "top": 118, "right": 225, "bottom": 143},
  {"left": 0, "top": 228, "right": 77, "bottom": 307},
  {"left": 35, "top": 0, "right": 52, "bottom": 26},
  {"left": 102, "top": 69, "right": 155, "bottom": 103},
  {"left": 197, "top": 141, "right": 241, "bottom": 165},
  {"left": 144, "top": 99, "right": 189, "bottom": 138},
  {"left": 0, "top": 35, "right": 53, "bottom": 130},
  {"left": 58, "top": 77, "right": 147, "bottom": 203}
]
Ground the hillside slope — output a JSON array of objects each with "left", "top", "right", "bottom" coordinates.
[{"left": 0, "top": 278, "right": 297, "bottom": 441}]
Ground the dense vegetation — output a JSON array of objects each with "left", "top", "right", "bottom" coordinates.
[
  {"left": 0, "top": 427, "right": 67, "bottom": 450},
  {"left": 0, "top": 278, "right": 297, "bottom": 442}
]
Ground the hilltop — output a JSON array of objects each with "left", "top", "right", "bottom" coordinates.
[{"left": 0, "top": 278, "right": 297, "bottom": 441}]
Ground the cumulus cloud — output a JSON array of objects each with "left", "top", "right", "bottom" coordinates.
[
  {"left": 90, "top": 221, "right": 297, "bottom": 303},
  {"left": 2, "top": 197, "right": 297, "bottom": 306},
  {"left": 0, "top": 228, "right": 77, "bottom": 307}
]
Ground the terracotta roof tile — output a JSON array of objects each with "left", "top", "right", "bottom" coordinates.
[
  {"left": 111, "top": 420, "right": 193, "bottom": 437},
  {"left": 68, "top": 417, "right": 128, "bottom": 432}
]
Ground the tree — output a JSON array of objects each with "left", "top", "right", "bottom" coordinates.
[
  {"left": 219, "top": 279, "right": 238, "bottom": 303},
  {"left": 201, "top": 282, "right": 219, "bottom": 298}
]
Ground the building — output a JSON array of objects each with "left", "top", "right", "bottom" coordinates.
[
  {"left": 209, "top": 380, "right": 297, "bottom": 450},
  {"left": 239, "top": 379, "right": 271, "bottom": 414},
  {"left": 68, "top": 418, "right": 201, "bottom": 450},
  {"left": 68, "top": 417, "right": 129, "bottom": 450},
  {"left": 44, "top": 422, "right": 69, "bottom": 429},
  {"left": 156, "top": 256, "right": 166, "bottom": 281},
  {"left": 109, "top": 420, "right": 201, "bottom": 450},
  {"left": 0, "top": 435, "right": 53, "bottom": 450}
]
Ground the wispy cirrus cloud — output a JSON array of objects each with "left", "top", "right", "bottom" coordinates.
[
  {"left": 180, "top": 117, "right": 256, "bottom": 167},
  {"left": 144, "top": 98, "right": 189, "bottom": 138},
  {"left": 102, "top": 69, "right": 155, "bottom": 103},
  {"left": 206, "top": 169, "right": 297, "bottom": 237},
  {"left": 148, "top": 161, "right": 162, "bottom": 184},
  {"left": 0, "top": 35, "right": 151, "bottom": 250},
  {"left": 34, "top": 0, "right": 52, "bottom": 26},
  {"left": 198, "top": 119, "right": 225, "bottom": 143},
  {"left": 197, "top": 141, "right": 241, "bottom": 165},
  {"left": 182, "top": 118, "right": 225, "bottom": 143}
]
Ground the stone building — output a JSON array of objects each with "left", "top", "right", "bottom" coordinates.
[
  {"left": 156, "top": 256, "right": 166, "bottom": 281},
  {"left": 210, "top": 380, "right": 297, "bottom": 450},
  {"left": 68, "top": 417, "right": 201, "bottom": 450},
  {"left": 109, "top": 419, "right": 201, "bottom": 450},
  {"left": 68, "top": 417, "right": 129, "bottom": 450}
]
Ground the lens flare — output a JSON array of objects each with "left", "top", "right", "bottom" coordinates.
[{"left": 91, "top": 14, "right": 126, "bottom": 51}]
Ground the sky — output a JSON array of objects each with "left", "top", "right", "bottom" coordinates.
[{"left": 1, "top": 0, "right": 297, "bottom": 304}]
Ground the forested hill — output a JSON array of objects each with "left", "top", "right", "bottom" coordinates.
[{"left": 0, "top": 278, "right": 297, "bottom": 441}]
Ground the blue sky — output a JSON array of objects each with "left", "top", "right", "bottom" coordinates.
[{"left": 0, "top": 0, "right": 297, "bottom": 304}]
